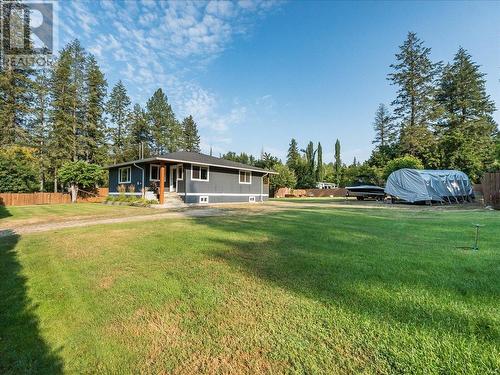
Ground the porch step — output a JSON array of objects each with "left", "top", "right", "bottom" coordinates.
[{"left": 160, "top": 192, "right": 187, "bottom": 208}]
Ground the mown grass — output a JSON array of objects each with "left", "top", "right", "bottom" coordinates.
[
  {"left": 0, "top": 203, "right": 157, "bottom": 226},
  {"left": 0, "top": 206, "right": 499, "bottom": 374},
  {"left": 270, "top": 197, "right": 350, "bottom": 203}
]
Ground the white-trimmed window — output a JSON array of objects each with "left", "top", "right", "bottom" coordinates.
[
  {"left": 177, "top": 164, "right": 184, "bottom": 180},
  {"left": 239, "top": 170, "right": 252, "bottom": 184},
  {"left": 199, "top": 196, "right": 209, "bottom": 204},
  {"left": 150, "top": 164, "right": 160, "bottom": 181},
  {"left": 191, "top": 164, "right": 209, "bottom": 181},
  {"left": 118, "top": 167, "right": 131, "bottom": 183},
  {"left": 249, "top": 196, "right": 256, "bottom": 203}
]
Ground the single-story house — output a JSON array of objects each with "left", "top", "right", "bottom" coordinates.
[{"left": 105, "top": 151, "right": 276, "bottom": 204}]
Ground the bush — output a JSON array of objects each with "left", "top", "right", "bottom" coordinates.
[
  {"left": 383, "top": 155, "right": 424, "bottom": 180},
  {"left": 105, "top": 196, "right": 157, "bottom": 207},
  {"left": 0, "top": 146, "right": 38, "bottom": 192},
  {"left": 270, "top": 164, "right": 296, "bottom": 191}
]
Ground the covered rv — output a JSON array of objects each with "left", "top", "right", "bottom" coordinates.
[{"left": 385, "top": 169, "right": 473, "bottom": 203}]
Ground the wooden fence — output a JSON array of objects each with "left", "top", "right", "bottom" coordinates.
[
  {"left": 0, "top": 188, "right": 109, "bottom": 206},
  {"left": 274, "top": 187, "right": 347, "bottom": 198},
  {"left": 481, "top": 172, "right": 500, "bottom": 207}
]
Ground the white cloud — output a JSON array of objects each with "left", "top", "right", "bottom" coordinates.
[{"left": 59, "top": 0, "right": 280, "bottom": 152}]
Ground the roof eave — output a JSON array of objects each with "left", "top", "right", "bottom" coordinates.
[{"left": 105, "top": 157, "right": 277, "bottom": 174}]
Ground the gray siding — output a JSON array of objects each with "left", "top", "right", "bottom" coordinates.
[
  {"left": 184, "top": 164, "right": 269, "bottom": 204},
  {"left": 185, "top": 165, "right": 263, "bottom": 194}
]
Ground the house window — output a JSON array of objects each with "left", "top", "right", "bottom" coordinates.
[
  {"left": 150, "top": 164, "right": 160, "bottom": 181},
  {"left": 118, "top": 167, "right": 131, "bottom": 184},
  {"left": 199, "top": 196, "right": 209, "bottom": 204},
  {"left": 177, "top": 164, "right": 184, "bottom": 180},
  {"left": 192, "top": 165, "right": 209, "bottom": 181},
  {"left": 239, "top": 170, "right": 252, "bottom": 184}
]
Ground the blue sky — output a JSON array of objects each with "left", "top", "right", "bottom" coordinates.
[{"left": 58, "top": 0, "right": 500, "bottom": 163}]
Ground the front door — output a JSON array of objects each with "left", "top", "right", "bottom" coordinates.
[{"left": 169, "top": 165, "right": 177, "bottom": 192}]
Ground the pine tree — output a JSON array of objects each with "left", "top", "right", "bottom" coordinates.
[
  {"left": 31, "top": 69, "right": 51, "bottom": 191},
  {"left": 286, "top": 138, "right": 300, "bottom": 169},
  {"left": 83, "top": 55, "right": 107, "bottom": 164},
  {"left": 67, "top": 40, "right": 87, "bottom": 162},
  {"left": 146, "top": 88, "right": 180, "bottom": 154},
  {"left": 436, "top": 48, "right": 498, "bottom": 180},
  {"left": 107, "top": 80, "right": 131, "bottom": 162},
  {"left": 50, "top": 46, "right": 74, "bottom": 191},
  {"left": 334, "top": 139, "right": 341, "bottom": 185},
  {"left": 388, "top": 32, "right": 440, "bottom": 166},
  {"left": 181, "top": 115, "right": 200, "bottom": 152},
  {"left": 316, "top": 142, "right": 324, "bottom": 181},
  {"left": 372, "top": 104, "right": 396, "bottom": 147},
  {"left": 0, "top": 1, "right": 33, "bottom": 146},
  {"left": 126, "top": 103, "right": 151, "bottom": 160}
]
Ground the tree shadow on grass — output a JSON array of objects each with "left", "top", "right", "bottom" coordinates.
[
  {"left": 0, "top": 230, "right": 63, "bottom": 374},
  {"left": 194, "top": 209, "right": 499, "bottom": 343},
  {"left": 0, "top": 202, "right": 12, "bottom": 220}
]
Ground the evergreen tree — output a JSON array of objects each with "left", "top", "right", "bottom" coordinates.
[
  {"left": 147, "top": 88, "right": 180, "bottom": 154},
  {"left": 372, "top": 104, "right": 396, "bottom": 147},
  {"left": 107, "top": 80, "right": 131, "bottom": 162},
  {"left": 31, "top": 69, "right": 51, "bottom": 191},
  {"left": 304, "top": 141, "right": 316, "bottom": 175},
  {"left": 67, "top": 40, "right": 87, "bottom": 162},
  {"left": 388, "top": 32, "right": 440, "bottom": 166},
  {"left": 126, "top": 103, "right": 151, "bottom": 160},
  {"left": 0, "top": 1, "right": 33, "bottom": 146},
  {"left": 334, "top": 139, "right": 341, "bottom": 185},
  {"left": 83, "top": 55, "right": 107, "bottom": 164},
  {"left": 286, "top": 138, "right": 301, "bottom": 170},
  {"left": 50, "top": 45, "right": 75, "bottom": 191},
  {"left": 316, "top": 142, "right": 324, "bottom": 181},
  {"left": 436, "top": 48, "right": 498, "bottom": 180},
  {"left": 181, "top": 115, "right": 200, "bottom": 152}
]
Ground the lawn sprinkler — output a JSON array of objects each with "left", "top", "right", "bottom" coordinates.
[
  {"left": 471, "top": 224, "right": 483, "bottom": 251},
  {"left": 456, "top": 224, "right": 484, "bottom": 251}
]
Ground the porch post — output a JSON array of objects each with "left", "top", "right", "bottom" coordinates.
[{"left": 159, "top": 163, "right": 166, "bottom": 204}]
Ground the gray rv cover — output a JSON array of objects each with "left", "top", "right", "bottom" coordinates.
[{"left": 385, "top": 169, "right": 473, "bottom": 203}]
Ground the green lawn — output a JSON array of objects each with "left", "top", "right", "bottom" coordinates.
[
  {"left": 0, "top": 203, "right": 157, "bottom": 227},
  {"left": 1, "top": 206, "right": 499, "bottom": 374},
  {"left": 270, "top": 197, "right": 350, "bottom": 203}
]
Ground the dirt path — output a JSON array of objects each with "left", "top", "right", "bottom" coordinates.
[{"left": 0, "top": 208, "right": 234, "bottom": 237}]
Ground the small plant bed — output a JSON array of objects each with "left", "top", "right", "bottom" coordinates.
[{"left": 104, "top": 195, "right": 157, "bottom": 207}]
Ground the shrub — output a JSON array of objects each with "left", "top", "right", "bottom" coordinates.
[
  {"left": 383, "top": 155, "right": 424, "bottom": 180},
  {"left": 270, "top": 164, "right": 297, "bottom": 191},
  {"left": 104, "top": 196, "right": 157, "bottom": 207},
  {"left": 0, "top": 146, "right": 38, "bottom": 192}
]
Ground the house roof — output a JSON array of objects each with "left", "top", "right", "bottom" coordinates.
[{"left": 105, "top": 151, "right": 277, "bottom": 174}]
